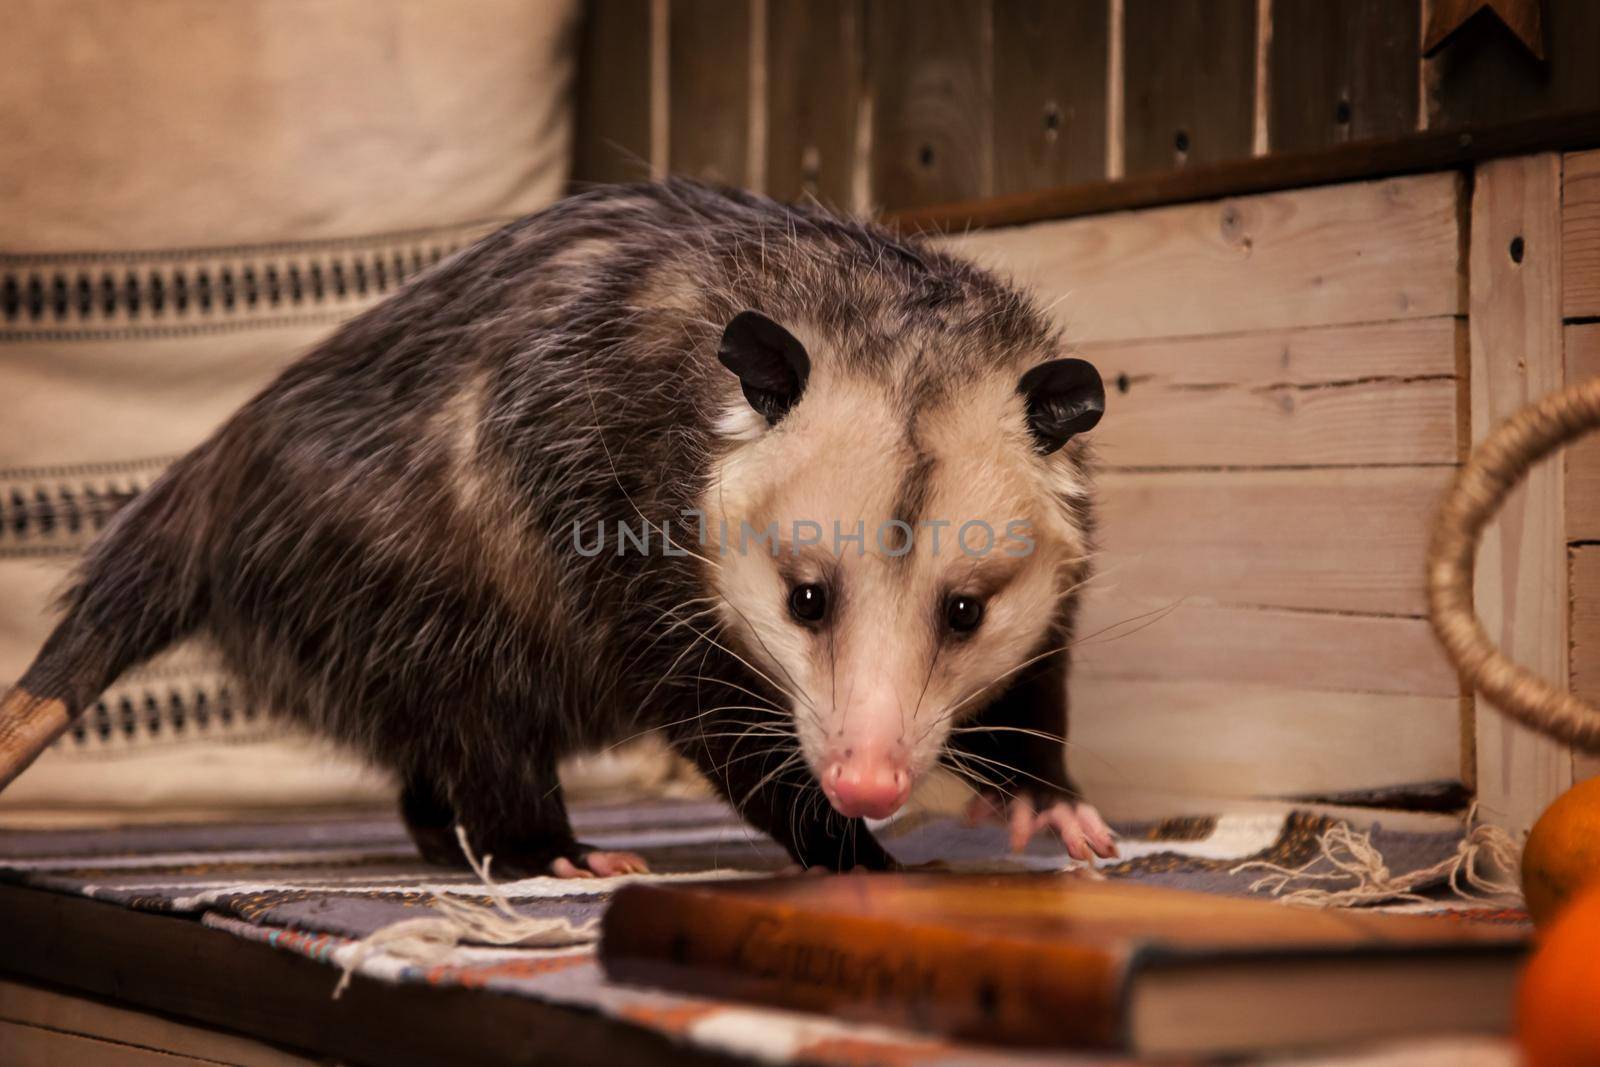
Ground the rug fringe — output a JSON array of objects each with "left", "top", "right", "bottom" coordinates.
[
  {"left": 332, "top": 826, "right": 599, "bottom": 998},
  {"left": 1229, "top": 805, "right": 1523, "bottom": 908}
]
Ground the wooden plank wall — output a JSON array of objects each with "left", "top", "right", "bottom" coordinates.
[
  {"left": 1563, "top": 149, "right": 1600, "bottom": 788},
  {"left": 571, "top": 0, "right": 1600, "bottom": 821},
  {"left": 575, "top": 0, "right": 1600, "bottom": 214},
  {"left": 946, "top": 173, "right": 1468, "bottom": 816},
  {"left": 1470, "top": 155, "right": 1569, "bottom": 836}
]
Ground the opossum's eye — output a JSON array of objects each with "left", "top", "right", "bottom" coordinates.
[
  {"left": 945, "top": 595, "right": 984, "bottom": 634},
  {"left": 718, "top": 310, "right": 811, "bottom": 425},
  {"left": 788, "top": 583, "right": 828, "bottom": 624},
  {"left": 1018, "top": 358, "right": 1105, "bottom": 454}
]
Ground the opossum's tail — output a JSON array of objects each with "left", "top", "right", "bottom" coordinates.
[{"left": 0, "top": 467, "right": 209, "bottom": 790}]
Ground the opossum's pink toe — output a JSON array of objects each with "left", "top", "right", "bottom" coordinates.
[
  {"left": 1036, "top": 801, "right": 1118, "bottom": 861},
  {"left": 582, "top": 850, "right": 649, "bottom": 877},
  {"left": 549, "top": 856, "right": 597, "bottom": 879},
  {"left": 1008, "top": 795, "right": 1037, "bottom": 853},
  {"left": 1075, "top": 803, "right": 1120, "bottom": 859},
  {"left": 963, "top": 793, "right": 1004, "bottom": 827}
]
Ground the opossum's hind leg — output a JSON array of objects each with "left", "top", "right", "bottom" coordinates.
[{"left": 407, "top": 767, "right": 649, "bottom": 879}]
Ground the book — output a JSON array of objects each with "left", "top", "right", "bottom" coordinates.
[{"left": 598, "top": 873, "right": 1528, "bottom": 1056}]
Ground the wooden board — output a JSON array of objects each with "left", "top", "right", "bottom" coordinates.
[
  {"left": 669, "top": 0, "right": 752, "bottom": 186},
  {"left": 574, "top": 0, "right": 656, "bottom": 184},
  {"left": 1468, "top": 154, "right": 1572, "bottom": 835},
  {"left": 1093, "top": 467, "right": 1451, "bottom": 616},
  {"left": 1564, "top": 149, "right": 1600, "bottom": 320},
  {"left": 1267, "top": 0, "right": 1420, "bottom": 153},
  {"left": 1082, "top": 318, "right": 1462, "bottom": 468},
  {"left": 1573, "top": 546, "right": 1600, "bottom": 785},
  {"left": 0, "top": 978, "right": 313, "bottom": 1067},
  {"left": 1572, "top": 545, "right": 1600, "bottom": 704},
  {"left": 866, "top": 0, "right": 992, "bottom": 210},
  {"left": 946, "top": 171, "right": 1464, "bottom": 343},
  {"left": 1565, "top": 323, "right": 1600, "bottom": 540},
  {"left": 1427, "top": 0, "right": 1600, "bottom": 132},
  {"left": 991, "top": 0, "right": 1108, "bottom": 196},
  {"left": 891, "top": 111, "right": 1600, "bottom": 234},
  {"left": 1071, "top": 676, "right": 1462, "bottom": 799},
  {"left": 1122, "top": 0, "right": 1256, "bottom": 176},
  {"left": 765, "top": 0, "right": 861, "bottom": 208},
  {"left": 1074, "top": 597, "right": 1460, "bottom": 699}
]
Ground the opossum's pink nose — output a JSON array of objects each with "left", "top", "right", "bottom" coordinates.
[{"left": 822, "top": 747, "right": 911, "bottom": 820}]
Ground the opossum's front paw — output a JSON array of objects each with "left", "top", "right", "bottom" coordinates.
[
  {"left": 548, "top": 849, "right": 651, "bottom": 879},
  {"left": 963, "top": 791, "right": 1118, "bottom": 860},
  {"left": 476, "top": 843, "right": 651, "bottom": 880}
]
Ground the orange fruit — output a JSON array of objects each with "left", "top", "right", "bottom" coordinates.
[
  {"left": 1518, "top": 885, "right": 1600, "bottom": 1067},
  {"left": 1522, "top": 777, "right": 1600, "bottom": 927}
]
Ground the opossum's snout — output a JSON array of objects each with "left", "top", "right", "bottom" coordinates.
[
  {"left": 820, "top": 737, "right": 911, "bottom": 819},
  {"left": 810, "top": 681, "right": 918, "bottom": 819}
]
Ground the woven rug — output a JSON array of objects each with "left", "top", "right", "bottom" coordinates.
[{"left": 0, "top": 800, "right": 1528, "bottom": 1066}]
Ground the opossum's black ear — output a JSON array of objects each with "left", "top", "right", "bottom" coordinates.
[
  {"left": 1019, "top": 358, "right": 1104, "bottom": 454},
  {"left": 718, "top": 310, "right": 810, "bottom": 425}
]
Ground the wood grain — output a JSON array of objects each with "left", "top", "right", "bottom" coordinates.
[
  {"left": 1092, "top": 467, "right": 1452, "bottom": 616},
  {"left": 0, "top": 1020, "right": 218, "bottom": 1067},
  {"left": 669, "top": 0, "right": 751, "bottom": 186},
  {"left": 1074, "top": 597, "right": 1461, "bottom": 699},
  {"left": 0, "top": 977, "right": 314, "bottom": 1067},
  {"left": 1570, "top": 328, "right": 1600, "bottom": 784},
  {"left": 1468, "top": 154, "right": 1572, "bottom": 835},
  {"left": 1267, "top": 0, "right": 1420, "bottom": 153},
  {"left": 765, "top": 0, "right": 861, "bottom": 208},
  {"left": 1071, "top": 676, "right": 1462, "bottom": 799},
  {"left": 574, "top": 0, "right": 656, "bottom": 184},
  {"left": 890, "top": 111, "right": 1600, "bottom": 234},
  {"left": 1571, "top": 549, "right": 1600, "bottom": 733},
  {"left": 991, "top": 0, "right": 1108, "bottom": 195},
  {"left": 1563, "top": 149, "right": 1600, "bottom": 320},
  {"left": 1564, "top": 323, "right": 1600, "bottom": 540},
  {"left": 1121, "top": 0, "right": 1256, "bottom": 176},
  {"left": 1083, "top": 318, "right": 1462, "bottom": 468},
  {"left": 866, "top": 0, "right": 992, "bottom": 210},
  {"left": 946, "top": 171, "right": 1465, "bottom": 343}
]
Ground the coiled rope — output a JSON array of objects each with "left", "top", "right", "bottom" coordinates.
[{"left": 1427, "top": 376, "right": 1600, "bottom": 753}]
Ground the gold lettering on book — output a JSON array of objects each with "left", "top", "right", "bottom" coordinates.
[{"left": 732, "top": 915, "right": 944, "bottom": 1005}]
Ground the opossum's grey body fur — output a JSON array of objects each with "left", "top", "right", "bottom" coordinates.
[{"left": 5, "top": 180, "right": 1097, "bottom": 872}]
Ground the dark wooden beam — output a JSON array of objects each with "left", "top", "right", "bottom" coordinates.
[{"left": 887, "top": 110, "right": 1600, "bottom": 232}]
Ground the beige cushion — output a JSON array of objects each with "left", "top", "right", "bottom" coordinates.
[
  {"left": 0, "top": 0, "right": 578, "bottom": 812},
  {"left": 0, "top": 0, "right": 578, "bottom": 251}
]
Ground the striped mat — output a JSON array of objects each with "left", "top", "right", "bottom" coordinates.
[{"left": 0, "top": 798, "right": 1527, "bottom": 1065}]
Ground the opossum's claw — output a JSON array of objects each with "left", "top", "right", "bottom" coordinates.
[
  {"left": 1033, "top": 800, "right": 1118, "bottom": 860},
  {"left": 973, "top": 790, "right": 1118, "bottom": 861}
]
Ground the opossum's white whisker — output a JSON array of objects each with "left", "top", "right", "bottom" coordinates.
[
  {"left": 948, "top": 724, "right": 1066, "bottom": 744},
  {"left": 946, "top": 748, "right": 1076, "bottom": 798}
]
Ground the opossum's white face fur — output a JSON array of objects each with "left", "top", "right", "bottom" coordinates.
[{"left": 703, "top": 311, "right": 1101, "bottom": 821}]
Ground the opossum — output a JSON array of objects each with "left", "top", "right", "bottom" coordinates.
[{"left": 0, "top": 180, "right": 1114, "bottom": 876}]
